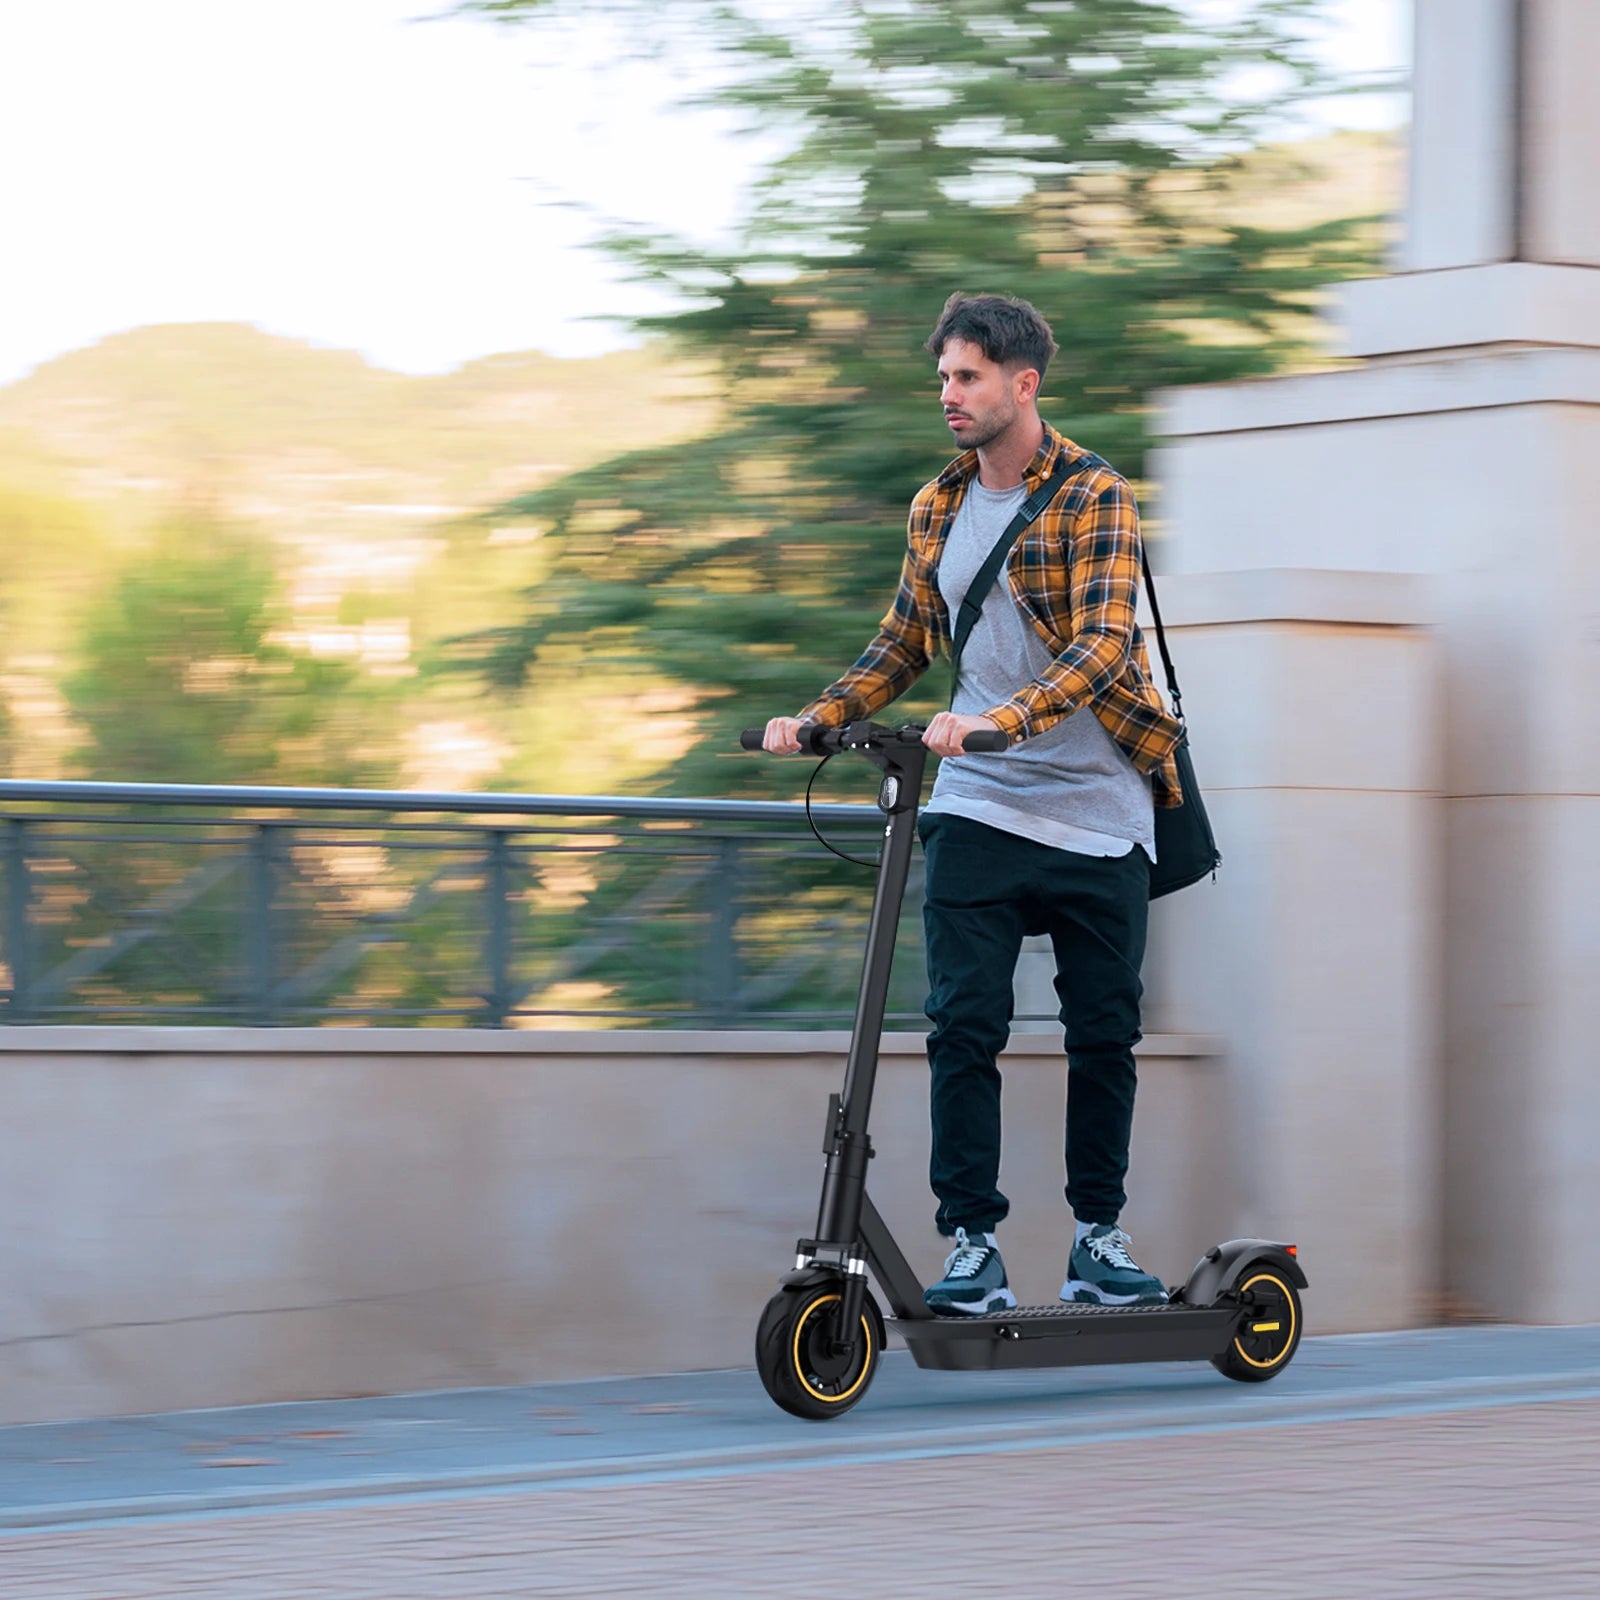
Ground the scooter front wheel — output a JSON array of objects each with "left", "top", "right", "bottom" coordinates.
[{"left": 756, "top": 1282, "right": 884, "bottom": 1420}]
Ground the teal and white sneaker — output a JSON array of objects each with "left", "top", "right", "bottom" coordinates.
[
  {"left": 924, "top": 1227, "right": 1018, "bottom": 1315},
  {"left": 1061, "top": 1224, "right": 1168, "bottom": 1306}
]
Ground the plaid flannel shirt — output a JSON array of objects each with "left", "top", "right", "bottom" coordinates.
[{"left": 798, "top": 424, "right": 1185, "bottom": 808}]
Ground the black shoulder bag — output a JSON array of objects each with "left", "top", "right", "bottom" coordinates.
[
  {"left": 948, "top": 455, "right": 1220, "bottom": 901},
  {"left": 1139, "top": 549, "right": 1221, "bottom": 899}
]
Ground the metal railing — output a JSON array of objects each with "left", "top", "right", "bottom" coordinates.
[{"left": 0, "top": 779, "right": 930, "bottom": 1030}]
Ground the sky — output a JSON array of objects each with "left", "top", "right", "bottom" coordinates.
[{"left": 0, "top": 0, "right": 1410, "bottom": 388}]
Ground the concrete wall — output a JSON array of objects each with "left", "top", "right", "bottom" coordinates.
[
  {"left": 0, "top": 1026, "right": 1232, "bottom": 1425},
  {"left": 1155, "top": 360, "right": 1600, "bottom": 1325},
  {"left": 1406, "top": 0, "right": 1600, "bottom": 272},
  {"left": 1136, "top": 572, "right": 1443, "bottom": 1332},
  {"left": 1405, "top": 0, "right": 1517, "bottom": 272}
]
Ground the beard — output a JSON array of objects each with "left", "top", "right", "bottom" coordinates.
[{"left": 948, "top": 400, "right": 1018, "bottom": 451}]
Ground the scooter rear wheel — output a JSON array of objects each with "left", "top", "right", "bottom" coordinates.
[
  {"left": 756, "top": 1282, "right": 884, "bottom": 1420},
  {"left": 1211, "top": 1263, "right": 1302, "bottom": 1382}
]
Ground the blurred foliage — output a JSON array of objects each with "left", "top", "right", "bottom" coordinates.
[
  {"left": 456, "top": 0, "right": 1384, "bottom": 800},
  {"left": 62, "top": 519, "right": 400, "bottom": 788},
  {"left": 0, "top": 324, "right": 722, "bottom": 795}
]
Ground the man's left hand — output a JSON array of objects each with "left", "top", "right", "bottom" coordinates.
[{"left": 922, "top": 712, "right": 1003, "bottom": 758}]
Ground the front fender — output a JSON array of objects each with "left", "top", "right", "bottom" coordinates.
[
  {"left": 1175, "top": 1239, "right": 1307, "bottom": 1307},
  {"left": 780, "top": 1264, "right": 845, "bottom": 1293}
]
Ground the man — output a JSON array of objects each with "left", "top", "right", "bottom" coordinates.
[{"left": 764, "top": 292, "right": 1183, "bottom": 1312}]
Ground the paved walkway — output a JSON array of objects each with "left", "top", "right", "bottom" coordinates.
[{"left": 4, "top": 1325, "right": 1599, "bottom": 1597}]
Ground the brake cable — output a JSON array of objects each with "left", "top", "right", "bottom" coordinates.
[{"left": 804, "top": 753, "right": 881, "bottom": 869}]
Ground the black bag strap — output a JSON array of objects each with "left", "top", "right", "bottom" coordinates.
[
  {"left": 1139, "top": 542, "right": 1184, "bottom": 726},
  {"left": 950, "top": 447, "right": 1187, "bottom": 725}
]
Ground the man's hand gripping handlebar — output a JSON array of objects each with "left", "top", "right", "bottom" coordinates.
[{"left": 741, "top": 719, "right": 1009, "bottom": 756}]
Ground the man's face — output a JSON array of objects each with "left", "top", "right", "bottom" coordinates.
[{"left": 936, "top": 337, "right": 1030, "bottom": 451}]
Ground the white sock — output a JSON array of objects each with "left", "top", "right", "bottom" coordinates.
[{"left": 1074, "top": 1220, "right": 1099, "bottom": 1247}]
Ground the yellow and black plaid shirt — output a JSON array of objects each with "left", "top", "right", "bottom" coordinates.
[{"left": 799, "top": 424, "right": 1184, "bottom": 808}]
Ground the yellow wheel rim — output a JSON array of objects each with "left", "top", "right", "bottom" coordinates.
[
  {"left": 791, "top": 1293, "right": 874, "bottom": 1404},
  {"left": 1231, "top": 1271, "right": 1297, "bottom": 1370}
]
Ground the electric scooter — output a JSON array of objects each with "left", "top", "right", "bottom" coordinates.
[{"left": 740, "top": 719, "right": 1306, "bottom": 1420}]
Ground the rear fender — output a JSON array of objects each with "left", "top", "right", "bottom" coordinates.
[{"left": 1175, "top": 1239, "right": 1307, "bottom": 1307}]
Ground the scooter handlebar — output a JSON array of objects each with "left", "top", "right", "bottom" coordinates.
[
  {"left": 739, "top": 723, "right": 1009, "bottom": 755},
  {"left": 739, "top": 726, "right": 837, "bottom": 754}
]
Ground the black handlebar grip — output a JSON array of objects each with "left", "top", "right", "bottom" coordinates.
[
  {"left": 961, "top": 730, "right": 1009, "bottom": 752},
  {"left": 739, "top": 729, "right": 767, "bottom": 750}
]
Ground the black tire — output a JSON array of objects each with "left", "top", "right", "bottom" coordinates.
[
  {"left": 1211, "top": 1263, "right": 1303, "bottom": 1383},
  {"left": 755, "top": 1281, "right": 884, "bottom": 1420}
]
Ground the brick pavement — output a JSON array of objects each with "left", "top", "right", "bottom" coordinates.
[{"left": 6, "top": 1399, "right": 1599, "bottom": 1599}]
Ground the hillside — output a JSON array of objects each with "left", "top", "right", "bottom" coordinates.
[{"left": 0, "top": 323, "right": 718, "bottom": 528}]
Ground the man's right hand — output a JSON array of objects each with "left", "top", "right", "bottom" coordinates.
[{"left": 763, "top": 717, "right": 806, "bottom": 754}]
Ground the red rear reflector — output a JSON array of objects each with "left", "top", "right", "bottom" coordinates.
[{"left": 1285, "top": 1245, "right": 1298, "bottom": 1256}]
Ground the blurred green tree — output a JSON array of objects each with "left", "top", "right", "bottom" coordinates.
[
  {"left": 457, "top": 0, "right": 1379, "bottom": 798},
  {"left": 64, "top": 520, "right": 399, "bottom": 787}
]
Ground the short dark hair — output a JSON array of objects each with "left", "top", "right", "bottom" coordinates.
[{"left": 925, "top": 292, "right": 1058, "bottom": 378}]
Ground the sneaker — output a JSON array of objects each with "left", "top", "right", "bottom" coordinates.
[
  {"left": 924, "top": 1226, "right": 1018, "bottom": 1315},
  {"left": 1061, "top": 1224, "right": 1168, "bottom": 1306}
]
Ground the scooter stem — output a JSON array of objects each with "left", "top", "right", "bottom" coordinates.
[{"left": 814, "top": 738, "right": 926, "bottom": 1248}]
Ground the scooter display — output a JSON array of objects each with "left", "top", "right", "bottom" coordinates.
[{"left": 740, "top": 719, "right": 1306, "bottom": 1420}]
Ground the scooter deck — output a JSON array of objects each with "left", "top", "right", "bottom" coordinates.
[{"left": 892, "top": 1300, "right": 1240, "bottom": 1372}]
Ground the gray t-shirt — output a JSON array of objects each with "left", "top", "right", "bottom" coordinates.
[{"left": 923, "top": 477, "right": 1156, "bottom": 858}]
